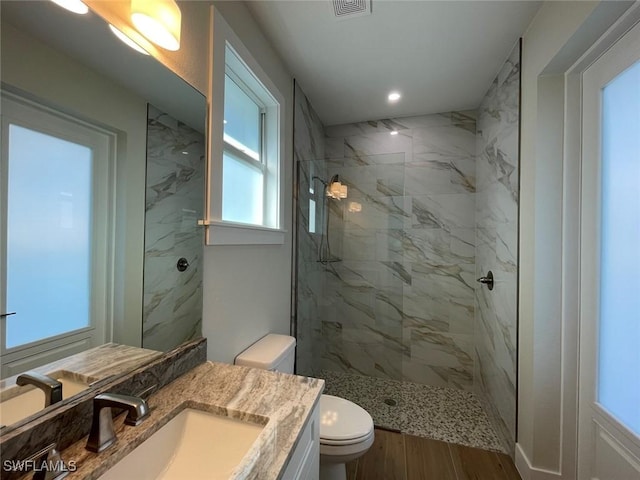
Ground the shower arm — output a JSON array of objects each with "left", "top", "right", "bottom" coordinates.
[{"left": 311, "top": 174, "right": 340, "bottom": 188}]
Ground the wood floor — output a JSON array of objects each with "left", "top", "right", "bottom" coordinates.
[{"left": 346, "top": 428, "right": 521, "bottom": 480}]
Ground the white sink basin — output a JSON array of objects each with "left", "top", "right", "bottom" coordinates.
[
  {"left": 0, "top": 371, "right": 93, "bottom": 426},
  {"left": 99, "top": 409, "right": 264, "bottom": 480}
]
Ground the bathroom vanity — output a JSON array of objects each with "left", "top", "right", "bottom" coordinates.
[
  {"left": 58, "top": 361, "right": 323, "bottom": 479},
  {"left": 1, "top": 339, "right": 323, "bottom": 480}
]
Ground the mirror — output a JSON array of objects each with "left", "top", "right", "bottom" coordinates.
[{"left": 0, "top": 0, "right": 206, "bottom": 430}]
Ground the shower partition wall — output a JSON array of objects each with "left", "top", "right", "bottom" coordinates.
[
  {"left": 314, "top": 153, "right": 407, "bottom": 381},
  {"left": 142, "top": 105, "right": 205, "bottom": 352}
]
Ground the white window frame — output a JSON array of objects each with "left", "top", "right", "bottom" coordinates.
[{"left": 205, "top": 7, "right": 285, "bottom": 245}]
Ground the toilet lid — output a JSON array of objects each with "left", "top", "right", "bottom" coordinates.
[{"left": 319, "top": 395, "right": 374, "bottom": 442}]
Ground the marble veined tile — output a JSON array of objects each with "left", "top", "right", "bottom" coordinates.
[
  {"left": 473, "top": 41, "right": 519, "bottom": 453},
  {"left": 143, "top": 105, "right": 204, "bottom": 352},
  {"left": 294, "top": 82, "right": 326, "bottom": 163},
  {"left": 408, "top": 329, "right": 474, "bottom": 375},
  {"left": 496, "top": 223, "right": 517, "bottom": 273},
  {"left": 412, "top": 125, "right": 476, "bottom": 163},
  {"left": 345, "top": 131, "right": 412, "bottom": 161},
  {"left": 400, "top": 228, "right": 475, "bottom": 265},
  {"left": 331, "top": 261, "right": 378, "bottom": 287},
  {"left": 335, "top": 164, "right": 405, "bottom": 198},
  {"left": 404, "top": 161, "right": 454, "bottom": 196},
  {"left": 324, "top": 137, "right": 344, "bottom": 159},
  {"left": 341, "top": 229, "right": 377, "bottom": 261},
  {"left": 410, "top": 194, "right": 476, "bottom": 230},
  {"left": 325, "top": 111, "right": 476, "bottom": 138},
  {"left": 325, "top": 118, "right": 412, "bottom": 138},
  {"left": 410, "top": 261, "right": 475, "bottom": 297},
  {"left": 343, "top": 195, "right": 409, "bottom": 230}
]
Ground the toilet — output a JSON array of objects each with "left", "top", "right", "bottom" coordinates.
[{"left": 235, "top": 334, "right": 374, "bottom": 480}]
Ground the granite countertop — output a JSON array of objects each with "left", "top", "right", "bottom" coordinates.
[
  {"left": 60, "top": 361, "right": 324, "bottom": 480},
  {"left": 1, "top": 344, "right": 163, "bottom": 402}
]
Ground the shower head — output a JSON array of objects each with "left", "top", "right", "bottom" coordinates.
[
  {"left": 311, "top": 174, "right": 348, "bottom": 199},
  {"left": 327, "top": 175, "right": 347, "bottom": 199}
]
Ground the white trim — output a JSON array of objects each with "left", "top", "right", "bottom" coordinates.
[
  {"left": 518, "top": 3, "right": 640, "bottom": 479},
  {"left": 577, "top": 18, "right": 640, "bottom": 478},
  {"left": 516, "top": 443, "right": 564, "bottom": 480},
  {"left": 206, "top": 6, "right": 285, "bottom": 245},
  {"left": 206, "top": 221, "right": 286, "bottom": 245}
]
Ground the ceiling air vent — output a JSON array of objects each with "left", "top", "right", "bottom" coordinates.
[{"left": 332, "top": 0, "right": 371, "bottom": 19}]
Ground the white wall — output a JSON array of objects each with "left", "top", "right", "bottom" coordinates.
[
  {"left": 201, "top": 2, "right": 294, "bottom": 363},
  {"left": 518, "top": 1, "right": 633, "bottom": 478},
  {"left": 1, "top": 21, "right": 148, "bottom": 347}
]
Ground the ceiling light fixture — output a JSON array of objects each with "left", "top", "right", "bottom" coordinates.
[
  {"left": 108, "top": 25, "right": 149, "bottom": 55},
  {"left": 388, "top": 91, "right": 401, "bottom": 102},
  {"left": 390, "top": 131, "right": 399, "bottom": 136},
  {"left": 50, "top": 0, "right": 89, "bottom": 14},
  {"left": 131, "top": 0, "right": 182, "bottom": 51}
]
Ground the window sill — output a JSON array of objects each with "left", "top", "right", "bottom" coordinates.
[{"left": 205, "top": 220, "right": 286, "bottom": 245}]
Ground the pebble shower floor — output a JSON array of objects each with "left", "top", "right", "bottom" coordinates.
[{"left": 320, "top": 370, "right": 505, "bottom": 453}]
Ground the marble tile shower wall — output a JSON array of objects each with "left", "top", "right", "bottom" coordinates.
[
  {"left": 142, "top": 105, "right": 205, "bottom": 352},
  {"left": 320, "top": 112, "right": 478, "bottom": 390},
  {"left": 294, "top": 82, "right": 327, "bottom": 376},
  {"left": 474, "top": 43, "right": 520, "bottom": 454}
]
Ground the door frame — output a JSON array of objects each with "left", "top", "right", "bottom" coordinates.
[
  {"left": 515, "top": 3, "right": 640, "bottom": 479},
  {"left": 577, "top": 19, "right": 640, "bottom": 478},
  {"left": 563, "top": 6, "right": 640, "bottom": 480}
]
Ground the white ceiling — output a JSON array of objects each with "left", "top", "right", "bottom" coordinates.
[{"left": 246, "top": 0, "right": 542, "bottom": 126}]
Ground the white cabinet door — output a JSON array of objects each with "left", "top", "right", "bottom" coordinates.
[
  {"left": 578, "top": 19, "right": 640, "bottom": 480},
  {"left": 282, "top": 402, "right": 319, "bottom": 480}
]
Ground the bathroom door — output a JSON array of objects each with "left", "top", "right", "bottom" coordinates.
[
  {"left": 578, "top": 20, "right": 640, "bottom": 479},
  {"left": 0, "top": 93, "right": 112, "bottom": 376}
]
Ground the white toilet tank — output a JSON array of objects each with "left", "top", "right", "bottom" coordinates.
[{"left": 234, "top": 334, "right": 296, "bottom": 373}]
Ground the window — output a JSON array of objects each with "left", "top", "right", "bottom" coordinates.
[
  {"left": 205, "top": 10, "right": 285, "bottom": 245},
  {"left": 212, "top": 43, "right": 282, "bottom": 239},
  {"left": 222, "top": 72, "right": 265, "bottom": 225}
]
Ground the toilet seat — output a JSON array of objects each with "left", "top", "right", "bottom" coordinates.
[
  {"left": 319, "top": 394, "right": 374, "bottom": 446},
  {"left": 320, "top": 428, "right": 374, "bottom": 446}
]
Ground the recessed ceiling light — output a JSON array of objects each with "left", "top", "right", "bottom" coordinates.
[
  {"left": 388, "top": 92, "right": 401, "bottom": 102},
  {"left": 50, "top": 0, "right": 89, "bottom": 14},
  {"left": 390, "top": 131, "right": 399, "bottom": 136},
  {"left": 181, "top": 151, "right": 189, "bottom": 155}
]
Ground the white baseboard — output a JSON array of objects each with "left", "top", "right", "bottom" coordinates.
[
  {"left": 516, "top": 444, "right": 533, "bottom": 480},
  {"left": 515, "top": 443, "right": 565, "bottom": 480}
]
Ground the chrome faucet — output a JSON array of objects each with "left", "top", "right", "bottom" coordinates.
[
  {"left": 85, "top": 393, "right": 150, "bottom": 453},
  {"left": 16, "top": 372, "right": 63, "bottom": 407}
]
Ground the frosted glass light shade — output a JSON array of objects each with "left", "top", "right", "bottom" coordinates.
[
  {"left": 50, "top": 0, "right": 89, "bottom": 14},
  {"left": 109, "top": 24, "right": 149, "bottom": 55},
  {"left": 131, "top": 0, "right": 181, "bottom": 51},
  {"left": 328, "top": 182, "right": 341, "bottom": 198},
  {"left": 327, "top": 181, "right": 348, "bottom": 199}
]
